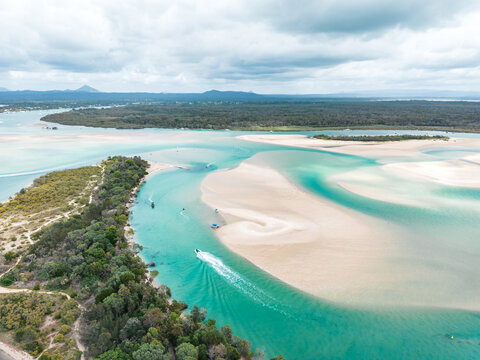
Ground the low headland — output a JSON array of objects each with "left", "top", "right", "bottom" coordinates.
[{"left": 0, "top": 157, "right": 269, "bottom": 360}]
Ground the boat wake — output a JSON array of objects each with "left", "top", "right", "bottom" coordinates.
[{"left": 196, "top": 251, "right": 289, "bottom": 315}]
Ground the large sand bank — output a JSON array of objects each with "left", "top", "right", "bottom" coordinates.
[
  {"left": 240, "top": 134, "right": 480, "bottom": 188},
  {"left": 202, "top": 155, "right": 396, "bottom": 306},
  {"left": 239, "top": 133, "right": 480, "bottom": 158},
  {"left": 201, "top": 153, "right": 480, "bottom": 310}
]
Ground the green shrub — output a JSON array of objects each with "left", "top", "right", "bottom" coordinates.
[
  {"left": 53, "top": 333, "right": 65, "bottom": 343},
  {"left": 0, "top": 273, "right": 15, "bottom": 286},
  {"left": 4, "top": 251, "right": 18, "bottom": 261},
  {"left": 59, "top": 324, "right": 72, "bottom": 335}
]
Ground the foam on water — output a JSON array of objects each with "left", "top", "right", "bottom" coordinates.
[
  {"left": 196, "top": 251, "right": 264, "bottom": 299},
  {"left": 196, "top": 251, "right": 288, "bottom": 315}
]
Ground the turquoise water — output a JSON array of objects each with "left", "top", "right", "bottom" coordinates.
[{"left": 1, "top": 110, "right": 480, "bottom": 359}]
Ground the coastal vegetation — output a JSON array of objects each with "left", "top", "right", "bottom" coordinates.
[
  {"left": 0, "top": 166, "right": 101, "bottom": 265},
  {"left": 0, "top": 166, "right": 100, "bottom": 216},
  {"left": 0, "top": 292, "right": 80, "bottom": 358},
  {"left": 42, "top": 101, "right": 480, "bottom": 132},
  {"left": 313, "top": 134, "right": 449, "bottom": 142},
  {"left": 0, "top": 156, "right": 269, "bottom": 359}
]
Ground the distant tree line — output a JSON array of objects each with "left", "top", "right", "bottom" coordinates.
[
  {"left": 313, "top": 134, "right": 449, "bottom": 142},
  {"left": 42, "top": 101, "right": 480, "bottom": 132}
]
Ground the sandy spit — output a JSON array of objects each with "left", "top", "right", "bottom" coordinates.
[{"left": 239, "top": 134, "right": 480, "bottom": 188}]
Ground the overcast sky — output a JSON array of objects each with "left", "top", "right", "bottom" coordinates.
[{"left": 1, "top": 0, "right": 480, "bottom": 93}]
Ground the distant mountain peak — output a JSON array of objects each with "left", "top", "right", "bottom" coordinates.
[{"left": 74, "top": 85, "right": 99, "bottom": 93}]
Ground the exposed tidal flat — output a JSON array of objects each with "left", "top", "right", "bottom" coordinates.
[{"left": 1, "top": 110, "right": 480, "bottom": 359}]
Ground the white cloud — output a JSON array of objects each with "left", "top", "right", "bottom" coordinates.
[{"left": 0, "top": 0, "right": 479, "bottom": 93}]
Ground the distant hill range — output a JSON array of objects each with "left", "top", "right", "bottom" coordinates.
[
  {"left": 0, "top": 86, "right": 479, "bottom": 104},
  {"left": 0, "top": 85, "right": 99, "bottom": 93},
  {"left": 0, "top": 88, "right": 266, "bottom": 103}
]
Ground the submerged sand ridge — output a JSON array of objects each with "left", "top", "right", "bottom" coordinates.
[{"left": 201, "top": 153, "right": 480, "bottom": 310}]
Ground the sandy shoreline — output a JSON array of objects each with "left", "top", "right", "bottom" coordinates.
[
  {"left": 201, "top": 151, "right": 480, "bottom": 310},
  {"left": 240, "top": 134, "right": 480, "bottom": 188},
  {"left": 145, "top": 161, "right": 180, "bottom": 180},
  {"left": 0, "top": 340, "right": 33, "bottom": 360},
  {"left": 201, "top": 154, "right": 404, "bottom": 306},
  {"left": 239, "top": 133, "right": 480, "bottom": 158},
  {"left": 124, "top": 161, "right": 182, "bottom": 245}
]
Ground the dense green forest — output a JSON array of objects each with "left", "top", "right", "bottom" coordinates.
[
  {"left": 42, "top": 101, "right": 480, "bottom": 131},
  {"left": 312, "top": 134, "right": 449, "bottom": 142},
  {"left": 0, "top": 156, "right": 273, "bottom": 360}
]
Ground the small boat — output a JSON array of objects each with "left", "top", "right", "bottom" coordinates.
[
  {"left": 195, "top": 249, "right": 201, "bottom": 254},
  {"left": 151, "top": 202, "right": 155, "bottom": 208},
  {"left": 211, "top": 224, "right": 220, "bottom": 229}
]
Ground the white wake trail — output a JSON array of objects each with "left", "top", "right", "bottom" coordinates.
[{"left": 196, "top": 251, "right": 288, "bottom": 315}]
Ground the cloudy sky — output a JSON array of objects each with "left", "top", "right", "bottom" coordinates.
[{"left": 1, "top": 0, "right": 480, "bottom": 93}]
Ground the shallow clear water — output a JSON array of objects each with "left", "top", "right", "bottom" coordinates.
[{"left": 1, "top": 110, "right": 480, "bottom": 359}]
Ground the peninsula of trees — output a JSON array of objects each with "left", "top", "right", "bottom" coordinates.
[
  {"left": 41, "top": 101, "right": 480, "bottom": 132},
  {"left": 312, "top": 134, "right": 449, "bottom": 142},
  {"left": 0, "top": 157, "right": 274, "bottom": 360}
]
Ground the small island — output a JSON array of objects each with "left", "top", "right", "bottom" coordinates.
[{"left": 313, "top": 134, "right": 449, "bottom": 142}]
